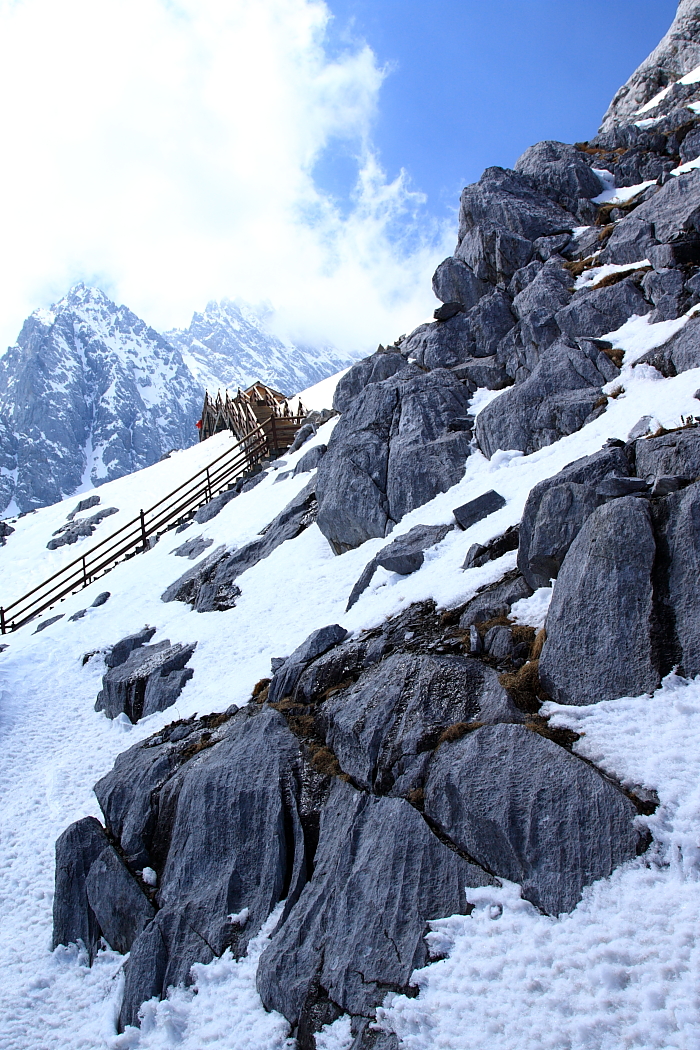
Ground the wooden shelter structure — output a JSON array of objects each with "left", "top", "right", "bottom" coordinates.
[{"left": 198, "top": 382, "right": 307, "bottom": 457}]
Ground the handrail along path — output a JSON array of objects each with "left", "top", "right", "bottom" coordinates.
[{"left": 0, "top": 423, "right": 272, "bottom": 634}]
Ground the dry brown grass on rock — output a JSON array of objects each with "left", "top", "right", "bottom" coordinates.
[
  {"left": 437, "top": 721, "right": 485, "bottom": 746},
  {"left": 252, "top": 678, "right": 270, "bottom": 703},
  {"left": 525, "top": 714, "right": 580, "bottom": 750},
  {"left": 499, "top": 660, "right": 547, "bottom": 714}
]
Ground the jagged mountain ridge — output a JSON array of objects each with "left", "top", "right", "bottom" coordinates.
[
  {"left": 0, "top": 285, "right": 202, "bottom": 515},
  {"left": 0, "top": 287, "right": 353, "bottom": 515},
  {"left": 165, "top": 298, "right": 356, "bottom": 397}
]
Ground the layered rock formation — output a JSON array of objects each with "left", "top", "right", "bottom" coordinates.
[{"left": 51, "top": 6, "right": 700, "bottom": 1047}]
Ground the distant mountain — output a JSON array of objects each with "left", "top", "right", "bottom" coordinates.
[
  {"left": 0, "top": 287, "right": 356, "bottom": 515},
  {"left": 0, "top": 285, "right": 201, "bottom": 514},
  {"left": 165, "top": 298, "right": 357, "bottom": 398}
]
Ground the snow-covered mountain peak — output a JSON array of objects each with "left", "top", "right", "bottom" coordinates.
[{"left": 166, "top": 297, "right": 358, "bottom": 397}]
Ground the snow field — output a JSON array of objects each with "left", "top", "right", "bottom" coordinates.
[{"left": 1, "top": 352, "right": 700, "bottom": 1046}]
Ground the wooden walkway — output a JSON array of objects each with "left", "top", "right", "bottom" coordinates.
[{"left": 1, "top": 422, "right": 275, "bottom": 634}]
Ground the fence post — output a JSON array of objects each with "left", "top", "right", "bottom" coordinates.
[
  {"left": 82, "top": 555, "right": 88, "bottom": 588},
  {"left": 140, "top": 510, "right": 148, "bottom": 552},
  {"left": 270, "top": 414, "right": 278, "bottom": 455},
  {"left": 206, "top": 467, "right": 212, "bottom": 502},
  {"left": 0, "top": 607, "right": 5, "bottom": 635}
]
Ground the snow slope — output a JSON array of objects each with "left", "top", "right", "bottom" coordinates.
[{"left": 1, "top": 335, "right": 700, "bottom": 1047}]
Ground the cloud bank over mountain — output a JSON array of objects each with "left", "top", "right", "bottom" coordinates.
[{"left": 0, "top": 0, "right": 450, "bottom": 358}]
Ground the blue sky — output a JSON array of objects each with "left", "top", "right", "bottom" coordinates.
[{"left": 316, "top": 0, "right": 679, "bottom": 215}]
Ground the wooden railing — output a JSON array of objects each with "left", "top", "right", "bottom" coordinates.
[{"left": 0, "top": 423, "right": 270, "bottom": 634}]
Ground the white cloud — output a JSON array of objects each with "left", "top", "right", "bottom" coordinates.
[{"left": 0, "top": 0, "right": 454, "bottom": 355}]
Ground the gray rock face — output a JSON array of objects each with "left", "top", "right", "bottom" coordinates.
[
  {"left": 402, "top": 293, "right": 515, "bottom": 370},
  {"left": 512, "top": 260, "right": 573, "bottom": 361},
  {"left": 346, "top": 524, "right": 454, "bottom": 611},
  {"left": 316, "top": 368, "right": 473, "bottom": 553},
  {"left": 257, "top": 780, "right": 494, "bottom": 1027},
  {"left": 458, "top": 572, "right": 533, "bottom": 627},
  {"left": 432, "top": 257, "right": 489, "bottom": 308},
  {"left": 456, "top": 167, "right": 576, "bottom": 248},
  {"left": 640, "top": 315, "right": 700, "bottom": 375},
  {"left": 423, "top": 724, "right": 639, "bottom": 915},
  {"left": 476, "top": 340, "right": 618, "bottom": 458},
  {"left": 171, "top": 535, "right": 214, "bottom": 559},
  {"left": 106, "top": 626, "right": 157, "bottom": 669},
  {"left": 658, "top": 481, "right": 700, "bottom": 676},
  {"left": 635, "top": 426, "right": 700, "bottom": 479},
  {"left": 539, "top": 497, "right": 659, "bottom": 705},
  {"left": 194, "top": 488, "right": 239, "bottom": 524},
  {"left": 47, "top": 507, "right": 119, "bottom": 550},
  {"left": 95, "top": 640, "right": 196, "bottom": 723},
  {"left": 294, "top": 444, "right": 327, "bottom": 476},
  {"left": 85, "top": 846, "right": 155, "bottom": 954},
  {"left": 52, "top": 816, "right": 110, "bottom": 958},
  {"left": 319, "top": 653, "right": 518, "bottom": 794},
  {"left": 600, "top": 1, "right": 700, "bottom": 131},
  {"left": 288, "top": 423, "right": 316, "bottom": 454},
  {"left": 518, "top": 446, "right": 633, "bottom": 589},
  {"left": 453, "top": 490, "right": 506, "bottom": 530},
  {"left": 555, "top": 280, "right": 652, "bottom": 340},
  {"left": 599, "top": 219, "right": 658, "bottom": 267},
  {"left": 121, "top": 709, "right": 305, "bottom": 1029},
  {"left": 463, "top": 524, "right": 520, "bottom": 570},
  {"left": 162, "top": 481, "right": 318, "bottom": 611},
  {"left": 332, "top": 350, "right": 409, "bottom": 414},
  {"left": 632, "top": 168, "right": 700, "bottom": 245},
  {"left": 0, "top": 285, "right": 203, "bottom": 514},
  {"left": 267, "top": 624, "right": 348, "bottom": 705},
  {"left": 515, "top": 141, "right": 603, "bottom": 211}
]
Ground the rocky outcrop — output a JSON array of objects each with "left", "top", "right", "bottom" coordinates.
[
  {"left": 51, "top": 14, "right": 700, "bottom": 1046},
  {"left": 317, "top": 368, "right": 473, "bottom": 553},
  {"left": 423, "top": 724, "right": 639, "bottom": 915},
  {"left": 162, "top": 481, "right": 318, "bottom": 611},
  {"left": 476, "top": 340, "right": 619, "bottom": 458},
  {"left": 95, "top": 639, "right": 196, "bottom": 723},
  {"left": 346, "top": 523, "right": 454, "bottom": 610},
  {"left": 600, "top": 1, "right": 700, "bottom": 131}
]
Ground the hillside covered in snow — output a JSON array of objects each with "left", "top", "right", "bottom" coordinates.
[
  {"left": 0, "top": 288, "right": 354, "bottom": 516},
  {"left": 4, "top": 4, "right": 700, "bottom": 1049}
]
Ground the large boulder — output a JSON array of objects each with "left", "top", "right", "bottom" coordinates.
[
  {"left": 639, "top": 315, "right": 700, "bottom": 375},
  {"left": 456, "top": 166, "right": 576, "bottom": 246},
  {"left": 635, "top": 425, "right": 700, "bottom": 479},
  {"left": 514, "top": 140, "right": 603, "bottom": 211},
  {"left": 555, "top": 279, "right": 652, "bottom": 340},
  {"left": 118, "top": 707, "right": 307, "bottom": 1029},
  {"left": 52, "top": 816, "right": 110, "bottom": 959},
  {"left": 657, "top": 480, "right": 700, "bottom": 677},
  {"left": 539, "top": 496, "right": 659, "bottom": 705},
  {"left": 423, "top": 724, "right": 639, "bottom": 915},
  {"left": 632, "top": 168, "right": 700, "bottom": 245},
  {"left": 511, "top": 259, "right": 573, "bottom": 361},
  {"left": 267, "top": 624, "right": 348, "bottom": 704},
  {"left": 518, "top": 446, "right": 634, "bottom": 589},
  {"left": 319, "top": 652, "right": 521, "bottom": 794},
  {"left": 256, "top": 781, "right": 493, "bottom": 1030},
  {"left": 476, "top": 340, "right": 618, "bottom": 458},
  {"left": 432, "top": 256, "right": 490, "bottom": 308},
  {"left": 95, "top": 640, "right": 196, "bottom": 723},
  {"left": 316, "top": 368, "right": 473, "bottom": 553},
  {"left": 333, "top": 349, "right": 409, "bottom": 414},
  {"left": 346, "top": 523, "right": 454, "bottom": 611},
  {"left": 85, "top": 845, "right": 155, "bottom": 955}
]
